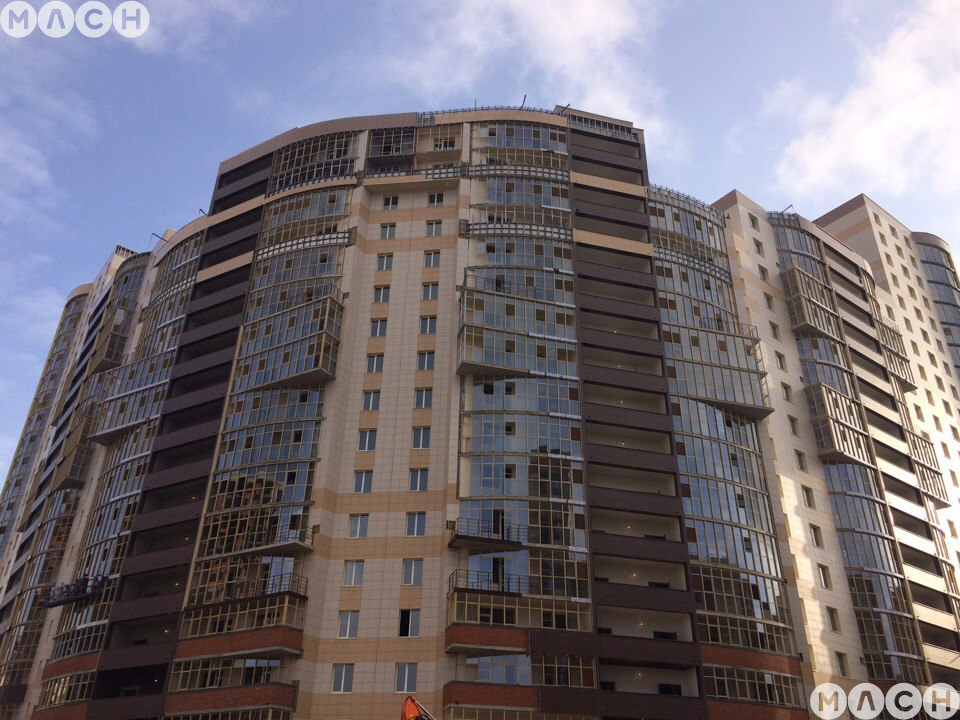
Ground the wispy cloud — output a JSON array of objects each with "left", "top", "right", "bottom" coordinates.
[
  {"left": 126, "top": 0, "right": 270, "bottom": 56},
  {"left": 766, "top": 0, "right": 960, "bottom": 224},
  {"left": 388, "top": 0, "right": 680, "bottom": 157}
]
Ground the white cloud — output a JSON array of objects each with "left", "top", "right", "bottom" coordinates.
[
  {"left": 126, "top": 0, "right": 269, "bottom": 56},
  {"left": 388, "top": 0, "right": 680, "bottom": 159},
  {"left": 768, "top": 0, "right": 960, "bottom": 214}
]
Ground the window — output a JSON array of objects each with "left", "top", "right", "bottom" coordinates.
[
  {"left": 818, "top": 564, "right": 831, "bottom": 589},
  {"left": 424, "top": 250, "right": 440, "bottom": 268},
  {"left": 366, "top": 354, "right": 384, "bottom": 373},
  {"left": 383, "top": 195, "right": 398, "bottom": 210},
  {"left": 810, "top": 524, "right": 823, "bottom": 547},
  {"left": 409, "top": 468, "right": 428, "bottom": 491},
  {"left": 358, "top": 429, "right": 377, "bottom": 451},
  {"left": 415, "top": 388, "right": 433, "bottom": 409},
  {"left": 332, "top": 663, "right": 354, "bottom": 693},
  {"left": 412, "top": 427, "right": 431, "bottom": 449},
  {"left": 348, "top": 514, "right": 369, "bottom": 538},
  {"left": 395, "top": 663, "right": 417, "bottom": 693},
  {"left": 759, "top": 265, "right": 769, "bottom": 282},
  {"left": 948, "top": 520, "right": 957, "bottom": 538},
  {"left": 775, "top": 352, "right": 787, "bottom": 371},
  {"left": 338, "top": 610, "right": 359, "bottom": 638},
  {"left": 426, "top": 220, "right": 442, "bottom": 237},
  {"left": 802, "top": 485, "right": 815, "bottom": 508},
  {"left": 343, "top": 560, "right": 364, "bottom": 586},
  {"left": 377, "top": 253, "right": 393, "bottom": 271},
  {"left": 795, "top": 450, "right": 806, "bottom": 471},
  {"left": 406, "top": 512, "right": 426, "bottom": 536},
  {"left": 428, "top": 192, "right": 443, "bottom": 207},
  {"left": 402, "top": 558, "right": 423, "bottom": 585},
  {"left": 362, "top": 390, "right": 381, "bottom": 411},
  {"left": 374, "top": 285, "right": 391, "bottom": 303},
  {"left": 422, "top": 282, "right": 439, "bottom": 300},
  {"left": 753, "top": 238, "right": 764, "bottom": 256},
  {"left": 788, "top": 416, "right": 799, "bottom": 436},
  {"left": 781, "top": 383, "right": 793, "bottom": 402},
  {"left": 417, "top": 351, "right": 435, "bottom": 371},
  {"left": 399, "top": 609, "right": 421, "bottom": 637},
  {"left": 827, "top": 607, "right": 840, "bottom": 632},
  {"left": 764, "top": 293, "right": 774, "bottom": 310},
  {"left": 420, "top": 316, "right": 437, "bottom": 335},
  {"left": 749, "top": 213, "right": 760, "bottom": 230},
  {"left": 770, "top": 322, "right": 780, "bottom": 340},
  {"left": 371, "top": 318, "right": 388, "bottom": 337},
  {"left": 354, "top": 470, "right": 373, "bottom": 494},
  {"left": 380, "top": 223, "right": 397, "bottom": 239},
  {"left": 874, "top": 212, "right": 881, "bottom": 225},
  {"left": 835, "top": 652, "right": 849, "bottom": 678}
]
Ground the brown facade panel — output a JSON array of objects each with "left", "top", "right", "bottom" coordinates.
[
  {"left": 87, "top": 694, "right": 165, "bottom": 720},
  {"left": 444, "top": 624, "right": 529, "bottom": 652},
  {"left": 539, "top": 687, "right": 708, "bottom": 720},
  {"left": 705, "top": 701, "right": 808, "bottom": 720},
  {"left": 592, "top": 581, "right": 696, "bottom": 614},
  {"left": 589, "top": 530, "right": 688, "bottom": 563},
  {"left": 588, "top": 486, "right": 682, "bottom": 517},
  {"left": 699, "top": 646, "right": 802, "bottom": 675},
  {"left": 163, "top": 683, "right": 297, "bottom": 714},
  {"left": 173, "top": 627, "right": 304, "bottom": 659},
  {"left": 32, "top": 703, "right": 89, "bottom": 720},
  {"left": 442, "top": 682, "right": 539, "bottom": 710},
  {"left": 41, "top": 652, "right": 100, "bottom": 681}
]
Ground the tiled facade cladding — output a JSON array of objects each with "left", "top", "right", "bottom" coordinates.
[{"left": 0, "top": 106, "right": 956, "bottom": 720}]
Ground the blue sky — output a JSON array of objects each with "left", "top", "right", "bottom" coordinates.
[{"left": 1, "top": 0, "right": 958, "bottom": 471}]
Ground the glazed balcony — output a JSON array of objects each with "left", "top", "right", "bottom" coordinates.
[{"left": 186, "top": 572, "right": 308, "bottom": 608}]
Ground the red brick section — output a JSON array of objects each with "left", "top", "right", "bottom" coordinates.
[
  {"left": 32, "top": 702, "right": 89, "bottom": 720},
  {"left": 445, "top": 624, "right": 529, "bottom": 651},
  {"left": 707, "top": 700, "right": 808, "bottom": 720},
  {"left": 164, "top": 684, "right": 296, "bottom": 713},
  {"left": 442, "top": 682, "right": 539, "bottom": 709},
  {"left": 701, "top": 645, "right": 802, "bottom": 675},
  {"left": 173, "top": 627, "right": 303, "bottom": 659},
  {"left": 40, "top": 652, "right": 99, "bottom": 681}
]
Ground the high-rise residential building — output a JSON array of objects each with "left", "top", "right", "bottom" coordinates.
[{"left": 0, "top": 106, "right": 956, "bottom": 720}]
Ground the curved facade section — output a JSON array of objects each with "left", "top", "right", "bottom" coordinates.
[
  {"left": 649, "top": 188, "right": 804, "bottom": 712},
  {"left": 770, "top": 213, "right": 928, "bottom": 684},
  {"left": 916, "top": 232, "right": 960, "bottom": 378}
]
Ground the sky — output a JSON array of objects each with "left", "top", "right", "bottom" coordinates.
[{"left": 1, "top": 0, "right": 959, "bottom": 472}]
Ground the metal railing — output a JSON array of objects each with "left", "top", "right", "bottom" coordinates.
[
  {"left": 453, "top": 518, "right": 528, "bottom": 544},
  {"left": 188, "top": 572, "right": 308, "bottom": 607}
]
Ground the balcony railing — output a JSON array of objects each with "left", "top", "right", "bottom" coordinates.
[
  {"left": 40, "top": 576, "right": 106, "bottom": 608},
  {"left": 447, "top": 569, "right": 588, "bottom": 599},
  {"left": 188, "top": 572, "right": 308, "bottom": 607},
  {"left": 451, "top": 518, "right": 528, "bottom": 545}
]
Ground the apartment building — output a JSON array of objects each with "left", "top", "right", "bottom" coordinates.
[
  {"left": 718, "top": 190, "right": 960, "bottom": 695},
  {"left": 0, "top": 105, "right": 956, "bottom": 720}
]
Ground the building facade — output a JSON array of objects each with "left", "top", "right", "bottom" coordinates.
[{"left": 0, "top": 106, "right": 957, "bottom": 720}]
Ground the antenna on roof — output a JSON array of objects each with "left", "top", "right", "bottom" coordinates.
[
  {"left": 151, "top": 233, "right": 165, "bottom": 242},
  {"left": 559, "top": 103, "right": 571, "bottom": 115},
  {"left": 782, "top": 204, "right": 794, "bottom": 213},
  {"left": 520, "top": 94, "right": 526, "bottom": 109},
  {"left": 199, "top": 208, "right": 207, "bottom": 215}
]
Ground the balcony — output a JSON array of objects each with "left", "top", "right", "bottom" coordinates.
[
  {"left": 187, "top": 572, "right": 308, "bottom": 608},
  {"left": 449, "top": 518, "right": 525, "bottom": 550},
  {"left": 448, "top": 570, "right": 588, "bottom": 600},
  {"left": 40, "top": 576, "right": 106, "bottom": 608}
]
